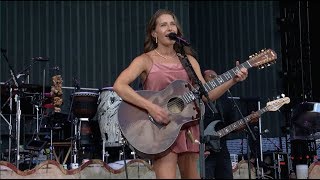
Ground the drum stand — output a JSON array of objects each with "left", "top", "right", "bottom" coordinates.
[
  {"left": 33, "top": 104, "right": 41, "bottom": 141},
  {"left": 119, "top": 137, "right": 129, "bottom": 179},
  {"left": 70, "top": 117, "right": 80, "bottom": 169},
  {"left": 0, "top": 87, "right": 13, "bottom": 163},
  {"left": 102, "top": 140, "right": 110, "bottom": 163}
]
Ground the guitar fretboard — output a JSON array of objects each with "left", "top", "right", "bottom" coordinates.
[
  {"left": 203, "top": 61, "right": 252, "bottom": 93},
  {"left": 180, "top": 61, "right": 252, "bottom": 104},
  {"left": 216, "top": 106, "right": 268, "bottom": 137}
]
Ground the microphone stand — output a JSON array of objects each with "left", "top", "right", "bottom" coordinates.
[
  {"left": 176, "top": 44, "right": 217, "bottom": 179},
  {"left": 260, "top": 132, "right": 283, "bottom": 179},
  {"left": 261, "top": 132, "right": 282, "bottom": 152},
  {"left": 227, "top": 90, "right": 256, "bottom": 179},
  {"left": 1, "top": 49, "right": 22, "bottom": 169},
  {"left": 68, "top": 78, "right": 80, "bottom": 169}
]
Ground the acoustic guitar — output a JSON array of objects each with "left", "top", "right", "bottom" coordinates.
[{"left": 117, "top": 49, "right": 277, "bottom": 159}]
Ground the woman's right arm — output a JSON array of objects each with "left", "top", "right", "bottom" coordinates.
[
  {"left": 113, "top": 55, "right": 151, "bottom": 109},
  {"left": 113, "top": 55, "right": 169, "bottom": 124}
]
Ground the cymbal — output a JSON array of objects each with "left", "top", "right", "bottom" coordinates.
[
  {"left": 292, "top": 112, "right": 320, "bottom": 139},
  {"left": 1, "top": 83, "right": 51, "bottom": 94},
  {"left": 100, "top": 86, "right": 113, "bottom": 91},
  {"left": 293, "top": 112, "right": 320, "bottom": 130}
]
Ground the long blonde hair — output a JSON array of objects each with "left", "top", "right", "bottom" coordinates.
[{"left": 143, "top": 9, "right": 196, "bottom": 58}]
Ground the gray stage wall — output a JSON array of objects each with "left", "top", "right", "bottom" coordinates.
[{"left": 0, "top": 1, "right": 284, "bottom": 138}]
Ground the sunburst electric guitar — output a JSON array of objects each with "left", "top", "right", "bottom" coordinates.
[
  {"left": 117, "top": 49, "right": 277, "bottom": 159},
  {"left": 204, "top": 97, "right": 290, "bottom": 140}
]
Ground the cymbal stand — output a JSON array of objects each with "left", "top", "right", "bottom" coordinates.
[
  {"left": 14, "top": 93, "right": 21, "bottom": 169},
  {"left": 0, "top": 86, "right": 14, "bottom": 163},
  {"left": 70, "top": 117, "right": 79, "bottom": 169},
  {"left": 0, "top": 109, "right": 13, "bottom": 161},
  {"left": 34, "top": 104, "right": 40, "bottom": 141},
  {"left": 49, "top": 124, "right": 53, "bottom": 160},
  {"left": 8, "top": 87, "right": 14, "bottom": 163},
  {"left": 68, "top": 84, "right": 79, "bottom": 169},
  {"left": 1, "top": 49, "right": 22, "bottom": 169},
  {"left": 0, "top": 85, "right": 15, "bottom": 163}
]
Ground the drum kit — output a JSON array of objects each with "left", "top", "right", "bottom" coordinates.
[
  {"left": 1, "top": 83, "right": 134, "bottom": 167},
  {"left": 65, "top": 86, "right": 135, "bottom": 169},
  {"left": 0, "top": 55, "right": 134, "bottom": 171}
]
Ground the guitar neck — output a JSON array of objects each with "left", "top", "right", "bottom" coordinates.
[
  {"left": 216, "top": 106, "right": 268, "bottom": 138},
  {"left": 203, "top": 61, "right": 252, "bottom": 93},
  {"left": 181, "top": 61, "right": 252, "bottom": 104}
]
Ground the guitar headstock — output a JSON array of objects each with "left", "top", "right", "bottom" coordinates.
[
  {"left": 266, "top": 96, "right": 290, "bottom": 111},
  {"left": 248, "top": 49, "right": 277, "bottom": 69}
]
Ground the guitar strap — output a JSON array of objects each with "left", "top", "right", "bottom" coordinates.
[
  {"left": 177, "top": 53, "right": 221, "bottom": 152},
  {"left": 177, "top": 53, "right": 218, "bottom": 114},
  {"left": 215, "top": 100, "right": 225, "bottom": 123}
]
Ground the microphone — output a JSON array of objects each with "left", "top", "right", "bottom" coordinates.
[
  {"left": 166, "top": 32, "right": 191, "bottom": 46},
  {"left": 254, "top": 126, "right": 270, "bottom": 135},
  {"left": 32, "top": 57, "right": 49, "bottom": 61},
  {"left": 260, "top": 129, "right": 270, "bottom": 135},
  {"left": 227, "top": 96, "right": 261, "bottom": 101},
  {"left": 50, "top": 66, "right": 60, "bottom": 71},
  {"left": 73, "top": 77, "right": 81, "bottom": 90}
]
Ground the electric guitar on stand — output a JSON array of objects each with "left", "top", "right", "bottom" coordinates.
[{"left": 117, "top": 49, "right": 277, "bottom": 159}]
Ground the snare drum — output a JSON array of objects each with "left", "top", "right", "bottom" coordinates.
[
  {"left": 97, "top": 87, "right": 123, "bottom": 147},
  {"left": 71, "top": 92, "right": 99, "bottom": 119}
]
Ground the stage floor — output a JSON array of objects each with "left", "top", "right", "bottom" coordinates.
[
  {"left": 1, "top": 159, "right": 320, "bottom": 179},
  {"left": 0, "top": 159, "right": 158, "bottom": 179}
]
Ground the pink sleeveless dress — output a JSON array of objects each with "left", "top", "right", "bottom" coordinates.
[{"left": 143, "top": 62, "right": 200, "bottom": 154}]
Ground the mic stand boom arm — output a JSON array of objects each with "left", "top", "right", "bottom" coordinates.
[
  {"left": 1, "top": 50, "right": 20, "bottom": 88},
  {"left": 4, "top": 60, "right": 39, "bottom": 85}
]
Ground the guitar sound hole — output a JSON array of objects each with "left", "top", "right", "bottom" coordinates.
[{"left": 167, "top": 98, "right": 184, "bottom": 113}]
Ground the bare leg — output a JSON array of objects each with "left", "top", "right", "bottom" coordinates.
[
  {"left": 178, "top": 152, "right": 200, "bottom": 179},
  {"left": 153, "top": 152, "right": 178, "bottom": 179}
]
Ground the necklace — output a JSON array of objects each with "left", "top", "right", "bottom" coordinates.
[{"left": 154, "top": 49, "right": 176, "bottom": 60}]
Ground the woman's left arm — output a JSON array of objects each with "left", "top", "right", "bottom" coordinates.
[{"left": 187, "top": 55, "right": 248, "bottom": 101}]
